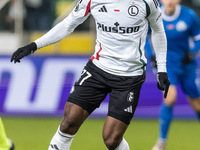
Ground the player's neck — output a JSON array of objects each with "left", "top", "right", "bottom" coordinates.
[
  {"left": 165, "top": 9, "right": 176, "bottom": 16},
  {"left": 162, "top": 5, "right": 181, "bottom": 21}
]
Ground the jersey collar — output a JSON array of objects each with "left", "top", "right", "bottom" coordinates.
[{"left": 161, "top": 4, "right": 181, "bottom": 21}]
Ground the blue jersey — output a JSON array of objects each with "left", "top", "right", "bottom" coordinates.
[
  {"left": 145, "top": 5, "right": 200, "bottom": 97},
  {"left": 162, "top": 5, "right": 200, "bottom": 70},
  {"left": 146, "top": 4, "right": 200, "bottom": 73}
]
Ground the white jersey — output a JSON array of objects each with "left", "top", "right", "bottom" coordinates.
[{"left": 35, "top": 0, "right": 167, "bottom": 76}]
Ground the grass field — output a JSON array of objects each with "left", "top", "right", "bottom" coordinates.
[{"left": 2, "top": 117, "right": 200, "bottom": 150}]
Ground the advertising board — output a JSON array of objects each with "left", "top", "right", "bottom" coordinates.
[{"left": 0, "top": 56, "right": 197, "bottom": 118}]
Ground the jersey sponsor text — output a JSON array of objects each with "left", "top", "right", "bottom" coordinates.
[{"left": 97, "top": 22, "right": 140, "bottom": 34}]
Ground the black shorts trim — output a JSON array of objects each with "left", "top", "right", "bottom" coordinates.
[
  {"left": 67, "top": 96, "right": 97, "bottom": 114},
  {"left": 108, "top": 111, "right": 133, "bottom": 125}
]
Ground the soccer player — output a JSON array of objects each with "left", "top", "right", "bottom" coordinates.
[
  {"left": 145, "top": 0, "right": 200, "bottom": 150},
  {"left": 10, "top": 0, "right": 170, "bottom": 149},
  {"left": 0, "top": 118, "right": 14, "bottom": 150}
]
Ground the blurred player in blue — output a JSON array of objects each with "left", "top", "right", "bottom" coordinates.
[{"left": 146, "top": 0, "right": 200, "bottom": 150}]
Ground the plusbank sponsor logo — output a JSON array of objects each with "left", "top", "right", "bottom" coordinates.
[
  {"left": 97, "top": 22, "right": 140, "bottom": 34},
  {"left": 0, "top": 57, "right": 87, "bottom": 113}
]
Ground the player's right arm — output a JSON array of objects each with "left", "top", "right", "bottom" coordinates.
[
  {"left": 146, "top": 0, "right": 167, "bottom": 73},
  {"left": 11, "top": 0, "right": 91, "bottom": 63},
  {"left": 146, "top": 0, "right": 170, "bottom": 98}
]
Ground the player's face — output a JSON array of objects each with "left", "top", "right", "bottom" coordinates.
[{"left": 161, "top": 0, "right": 181, "bottom": 15}]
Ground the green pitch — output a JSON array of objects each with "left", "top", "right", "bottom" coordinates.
[{"left": 2, "top": 117, "right": 199, "bottom": 150}]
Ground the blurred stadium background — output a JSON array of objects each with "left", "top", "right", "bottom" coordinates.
[{"left": 0, "top": 0, "right": 200, "bottom": 150}]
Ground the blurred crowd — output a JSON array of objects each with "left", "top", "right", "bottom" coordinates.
[
  {"left": 182, "top": 0, "right": 200, "bottom": 17},
  {"left": 0, "top": 0, "right": 53, "bottom": 31},
  {"left": 0, "top": 0, "right": 200, "bottom": 32}
]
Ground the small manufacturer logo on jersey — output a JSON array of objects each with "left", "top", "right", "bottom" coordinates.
[
  {"left": 99, "top": 5, "right": 107, "bottom": 12},
  {"left": 128, "top": 5, "right": 139, "bottom": 16},
  {"left": 176, "top": 21, "right": 187, "bottom": 31},
  {"left": 124, "top": 106, "right": 133, "bottom": 113},
  {"left": 127, "top": 92, "right": 134, "bottom": 102},
  {"left": 167, "top": 24, "right": 175, "bottom": 30}
]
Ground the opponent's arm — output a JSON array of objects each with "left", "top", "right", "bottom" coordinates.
[
  {"left": 11, "top": 0, "right": 91, "bottom": 63},
  {"left": 147, "top": 0, "right": 170, "bottom": 98},
  {"left": 182, "top": 10, "right": 200, "bottom": 64},
  {"left": 145, "top": 32, "right": 157, "bottom": 73}
]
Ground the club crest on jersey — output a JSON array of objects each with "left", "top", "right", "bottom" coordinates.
[
  {"left": 128, "top": 5, "right": 139, "bottom": 16},
  {"left": 176, "top": 21, "right": 187, "bottom": 32},
  {"left": 127, "top": 92, "right": 134, "bottom": 102}
]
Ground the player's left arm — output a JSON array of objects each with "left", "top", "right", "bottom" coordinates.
[
  {"left": 147, "top": 0, "right": 170, "bottom": 98},
  {"left": 182, "top": 9, "right": 200, "bottom": 64},
  {"left": 189, "top": 10, "right": 200, "bottom": 54}
]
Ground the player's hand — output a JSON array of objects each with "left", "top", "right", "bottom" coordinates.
[
  {"left": 182, "top": 52, "right": 194, "bottom": 64},
  {"left": 150, "top": 56, "right": 157, "bottom": 73},
  {"left": 157, "top": 72, "right": 170, "bottom": 99},
  {"left": 10, "top": 42, "right": 37, "bottom": 63}
]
